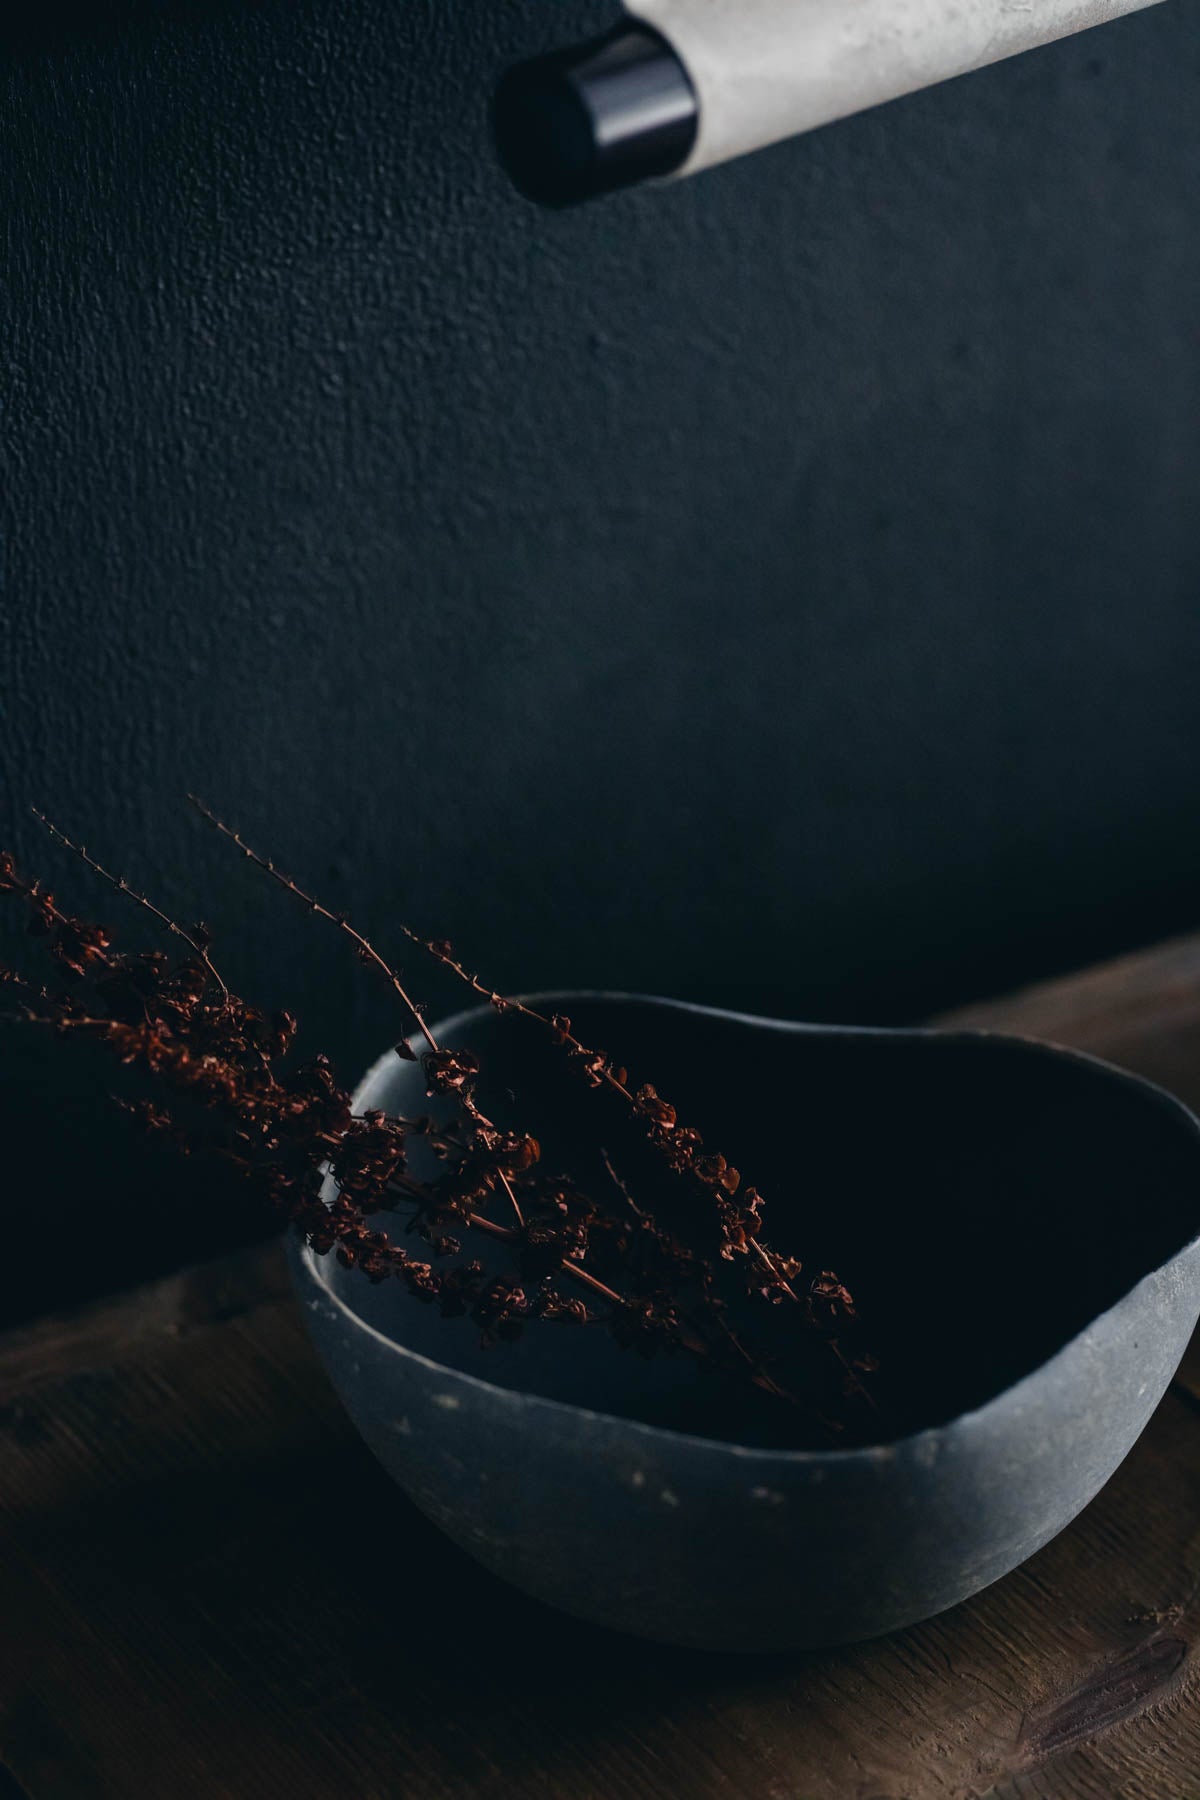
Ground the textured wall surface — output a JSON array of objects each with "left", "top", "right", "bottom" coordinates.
[{"left": 2, "top": 0, "right": 1199, "bottom": 1320}]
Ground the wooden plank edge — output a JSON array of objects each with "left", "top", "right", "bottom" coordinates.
[{"left": 0, "top": 1236, "right": 290, "bottom": 1403}]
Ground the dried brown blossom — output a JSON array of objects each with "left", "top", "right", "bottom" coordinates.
[{"left": 423, "top": 1048, "right": 481, "bottom": 1096}]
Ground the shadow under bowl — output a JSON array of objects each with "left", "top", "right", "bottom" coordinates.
[{"left": 289, "top": 993, "right": 1200, "bottom": 1652}]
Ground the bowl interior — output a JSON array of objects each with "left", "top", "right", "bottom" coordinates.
[{"left": 320, "top": 996, "right": 1200, "bottom": 1449}]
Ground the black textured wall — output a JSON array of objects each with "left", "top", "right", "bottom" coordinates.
[{"left": 3, "top": 0, "right": 1199, "bottom": 1322}]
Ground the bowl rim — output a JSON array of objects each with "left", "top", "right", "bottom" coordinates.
[{"left": 293, "top": 989, "right": 1200, "bottom": 1467}]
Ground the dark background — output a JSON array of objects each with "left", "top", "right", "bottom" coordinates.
[{"left": 2, "top": 0, "right": 1198, "bottom": 1326}]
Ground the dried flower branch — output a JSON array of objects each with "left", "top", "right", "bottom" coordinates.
[
  {"left": 187, "top": 800, "right": 855, "bottom": 1334},
  {"left": 31, "top": 810, "right": 230, "bottom": 1001},
  {"left": 2, "top": 811, "right": 878, "bottom": 1440},
  {"left": 185, "top": 797, "right": 434, "bottom": 1050},
  {"left": 185, "top": 797, "right": 538, "bottom": 1231}
]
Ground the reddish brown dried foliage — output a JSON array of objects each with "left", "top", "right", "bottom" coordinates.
[{"left": 1, "top": 813, "right": 875, "bottom": 1436}]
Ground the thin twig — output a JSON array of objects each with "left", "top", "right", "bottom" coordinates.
[
  {"left": 600, "top": 1147, "right": 645, "bottom": 1217},
  {"left": 189, "top": 796, "right": 438, "bottom": 1051},
  {"left": 189, "top": 799, "right": 536, "bottom": 1227},
  {"left": 32, "top": 810, "right": 229, "bottom": 1000}
]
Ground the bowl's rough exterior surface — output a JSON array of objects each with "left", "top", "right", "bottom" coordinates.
[{"left": 289, "top": 995, "right": 1200, "bottom": 1652}]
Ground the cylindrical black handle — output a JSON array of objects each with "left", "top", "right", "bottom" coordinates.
[{"left": 492, "top": 25, "right": 698, "bottom": 208}]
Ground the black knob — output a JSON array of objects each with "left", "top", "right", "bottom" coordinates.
[{"left": 493, "top": 24, "right": 698, "bottom": 207}]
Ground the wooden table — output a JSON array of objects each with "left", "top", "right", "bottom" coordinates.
[{"left": 4, "top": 937, "right": 1200, "bottom": 1799}]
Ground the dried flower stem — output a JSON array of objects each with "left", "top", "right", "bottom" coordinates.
[
  {"left": 403, "top": 927, "right": 878, "bottom": 1411},
  {"left": 32, "top": 810, "right": 229, "bottom": 1001},
  {"left": 398, "top": 928, "right": 868, "bottom": 1370},
  {"left": 596, "top": 1151, "right": 802, "bottom": 1409},
  {"left": 601, "top": 1147, "right": 645, "bottom": 1219},
  {"left": 3, "top": 815, "right": 876, "bottom": 1437},
  {"left": 187, "top": 797, "right": 433, "bottom": 1049},
  {"left": 187, "top": 797, "right": 530, "bottom": 1228}
]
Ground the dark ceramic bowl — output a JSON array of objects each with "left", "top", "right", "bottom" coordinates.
[{"left": 290, "top": 993, "right": 1200, "bottom": 1652}]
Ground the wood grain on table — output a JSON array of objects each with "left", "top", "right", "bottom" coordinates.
[{"left": 4, "top": 936, "right": 1200, "bottom": 1799}]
